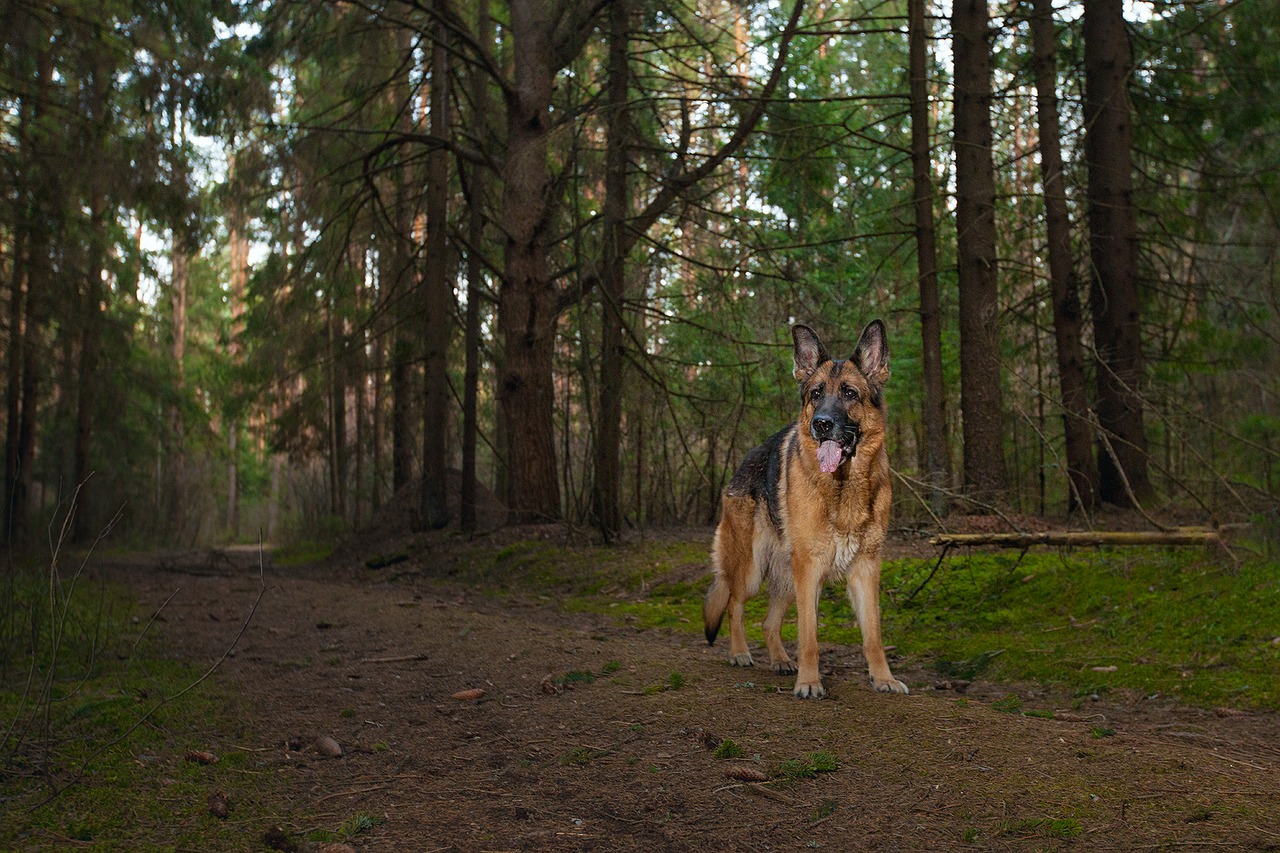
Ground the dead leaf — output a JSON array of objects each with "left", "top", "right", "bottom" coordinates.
[
  {"left": 184, "top": 750, "right": 218, "bottom": 765},
  {"left": 1091, "top": 665, "right": 1118, "bottom": 672}
]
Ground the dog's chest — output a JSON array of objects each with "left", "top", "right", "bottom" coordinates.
[{"left": 831, "top": 533, "right": 860, "bottom": 575}]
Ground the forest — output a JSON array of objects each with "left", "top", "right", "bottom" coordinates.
[{"left": 2, "top": 0, "right": 1277, "bottom": 548}]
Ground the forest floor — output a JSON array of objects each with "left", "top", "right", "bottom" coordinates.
[{"left": 93, "top": 526, "right": 1280, "bottom": 852}]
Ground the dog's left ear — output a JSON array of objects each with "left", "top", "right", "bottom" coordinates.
[
  {"left": 792, "top": 324, "right": 830, "bottom": 382},
  {"left": 852, "top": 319, "right": 890, "bottom": 383}
]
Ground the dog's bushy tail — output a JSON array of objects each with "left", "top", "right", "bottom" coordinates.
[{"left": 703, "top": 535, "right": 729, "bottom": 645}]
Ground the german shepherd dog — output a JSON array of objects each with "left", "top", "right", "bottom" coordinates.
[{"left": 703, "top": 321, "right": 907, "bottom": 698}]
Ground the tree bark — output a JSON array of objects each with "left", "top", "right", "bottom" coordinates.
[
  {"left": 952, "top": 0, "right": 1009, "bottom": 498},
  {"left": 497, "top": 0, "right": 565, "bottom": 523},
  {"left": 929, "top": 529, "right": 1222, "bottom": 549},
  {"left": 226, "top": 148, "right": 249, "bottom": 537},
  {"left": 461, "top": 0, "right": 493, "bottom": 534},
  {"left": 1084, "top": 0, "right": 1153, "bottom": 506},
  {"left": 591, "top": 0, "right": 632, "bottom": 542},
  {"left": 389, "top": 28, "right": 418, "bottom": 496},
  {"left": 422, "top": 3, "right": 452, "bottom": 530},
  {"left": 1030, "top": 0, "right": 1098, "bottom": 513},
  {"left": 908, "top": 0, "right": 951, "bottom": 511}
]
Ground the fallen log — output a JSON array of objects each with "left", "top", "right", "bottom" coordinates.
[{"left": 928, "top": 529, "right": 1223, "bottom": 549}]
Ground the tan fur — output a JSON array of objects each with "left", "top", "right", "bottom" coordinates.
[{"left": 703, "top": 322, "right": 907, "bottom": 698}]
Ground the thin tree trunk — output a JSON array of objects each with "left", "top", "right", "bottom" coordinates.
[
  {"left": 461, "top": 0, "right": 492, "bottom": 534},
  {"left": 226, "top": 149, "right": 249, "bottom": 537},
  {"left": 1030, "top": 0, "right": 1098, "bottom": 512},
  {"left": 1084, "top": 0, "right": 1152, "bottom": 506},
  {"left": 389, "top": 28, "right": 418, "bottom": 496},
  {"left": 908, "top": 0, "right": 951, "bottom": 511},
  {"left": 591, "top": 0, "right": 632, "bottom": 542},
  {"left": 169, "top": 232, "right": 188, "bottom": 541},
  {"left": 952, "top": 0, "right": 1009, "bottom": 498},
  {"left": 422, "top": 4, "right": 452, "bottom": 529}
]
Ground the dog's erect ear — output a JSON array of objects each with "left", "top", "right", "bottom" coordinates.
[
  {"left": 852, "top": 319, "right": 891, "bottom": 383},
  {"left": 792, "top": 324, "right": 830, "bottom": 383}
]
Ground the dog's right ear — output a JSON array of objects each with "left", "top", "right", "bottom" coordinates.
[{"left": 792, "top": 324, "right": 829, "bottom": 383}]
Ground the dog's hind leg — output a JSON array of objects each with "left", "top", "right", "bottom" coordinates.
[
  {"left": 708, "top": 495, "right": 759, "bottom": 667},
  {"left": 762, "top": 589, "right": 796, "bottom": 674}
]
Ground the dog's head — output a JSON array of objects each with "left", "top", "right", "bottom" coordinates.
[{"left": 791, "top": 320, "right": 890, "bottom": 474}]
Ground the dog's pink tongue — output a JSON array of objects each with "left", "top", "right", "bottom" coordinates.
[{"left": 817, "top": 440, "right": 843, "bottom": 474}]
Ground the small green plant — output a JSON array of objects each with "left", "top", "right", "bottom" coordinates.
[
  {"left": 962, "top": 828, "right": 980, "bottom": 843},
  {"left": 1090, "top": 726, "right": 1116, "bottom": 738},
  {"left": 338, "top": 811, "right": 380, "bottom": 840},
  {"left": 991, "top": 693, "right": 1024, "bottom": 714},
  {"left": 778, "top": 750, "right": 840, "bottom": 780},
  {"left": 561, "top": 746, "right": 611, "bottom": 767},
  {"left": 602, "top": 660, "right": 622, "bottom": 674},
  {"left": 713, "top": 739, "right": 746, "bottom": 759},
  {"left": 557, "top": 670, "right": 597, "bottom": 686}
]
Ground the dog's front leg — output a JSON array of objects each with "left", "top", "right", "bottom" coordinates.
[
  {"left": 848, "top": 553, "right": 908, "bottom": 694},
  {"left": 791, "top": 549, "right": 825, "bottom": 698}
]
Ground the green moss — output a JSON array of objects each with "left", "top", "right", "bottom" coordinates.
[{"left": 436, "top": 536, "right": 1280, "bottom": 711}]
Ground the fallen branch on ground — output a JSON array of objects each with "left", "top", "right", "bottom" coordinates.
[{"left": 928, "top": 529, "right": 1223, "bottom": 549}]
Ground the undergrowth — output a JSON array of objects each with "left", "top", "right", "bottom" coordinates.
[{"left": 482, "top": 539, "right": 1280, "bottom": 710}]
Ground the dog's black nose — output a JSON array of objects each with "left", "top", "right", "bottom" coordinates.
[{"left": 812, "top": 416, "right": 834, "bottom": 439}]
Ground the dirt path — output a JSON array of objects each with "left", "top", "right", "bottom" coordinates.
[{"left": 107, "top": 546, "right": 1280, "bottom": 851}]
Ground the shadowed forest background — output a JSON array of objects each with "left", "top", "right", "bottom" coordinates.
[{"left": 2, "top": 0, "right": 1278, "bottom": 550}]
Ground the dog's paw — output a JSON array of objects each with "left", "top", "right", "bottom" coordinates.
[
  {"left": 793, "top": 680, "right": 826, "bottom": 699},
  {"left": 729, "top": 652, "right": 755, "bottom": 667},
  {"left": 773, "top": 660, "right": 798, "bottom": 675},
  {"left": 872, "top": 676, "right": 909, "bottom": 694}
]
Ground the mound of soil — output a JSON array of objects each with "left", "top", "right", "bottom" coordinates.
[{"left": 105, "top": 536, "right": 1280, "bottom": 851}]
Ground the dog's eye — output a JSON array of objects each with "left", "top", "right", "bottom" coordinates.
[
  {"left": 842, "top": 386, "right": 859, "bottom": 402},
  {"left": 809, "top": 386, "right": 823, "bottom": 402}
]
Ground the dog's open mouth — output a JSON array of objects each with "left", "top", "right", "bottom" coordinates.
[{"left": 816, "top": 438, "right": 854, "bottom": 474}]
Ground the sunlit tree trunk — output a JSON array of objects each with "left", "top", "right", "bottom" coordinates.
[{"left": 226, "top": 148, "right": 249, "bottom": 538}]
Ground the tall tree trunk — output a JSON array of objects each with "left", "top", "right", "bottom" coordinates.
[
  {"left": 591, "top": 0, "right": 632, "bottom": 542},
  {"left": 5, "top": 211, "right": 30, "bottom": 545},
  {"left": 1084, "top": 0, "right": 1152, "bottom": 506},
  {"left": 389, "top": 28, "right": 418, "bottom": 496},
  {"left": 226, "top": 149, "right": 249, "bottom": 537},
  {"left": 422, "top": 5, "right": 452, "bottom": 530},
  {"left": 461, "top": 0, "right": 493, "bottom": 534},
  {"left": 952, "top": 0, "right": 1009, "bottom": 499},
  {"left": 908, "top": 0, "right": 951, "bottom": 511},
  {"left": 73, "top": 65, "right": 112, "bottom": 542},
  {"left": 1031, "top": 0, "right": 1098, "bottom": 512},
  {"left": 498, "top": 0, "right": 563, "bottom": 523},
  {"left": 169, "top": 232, "right": 188, "bottom": 542}
]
